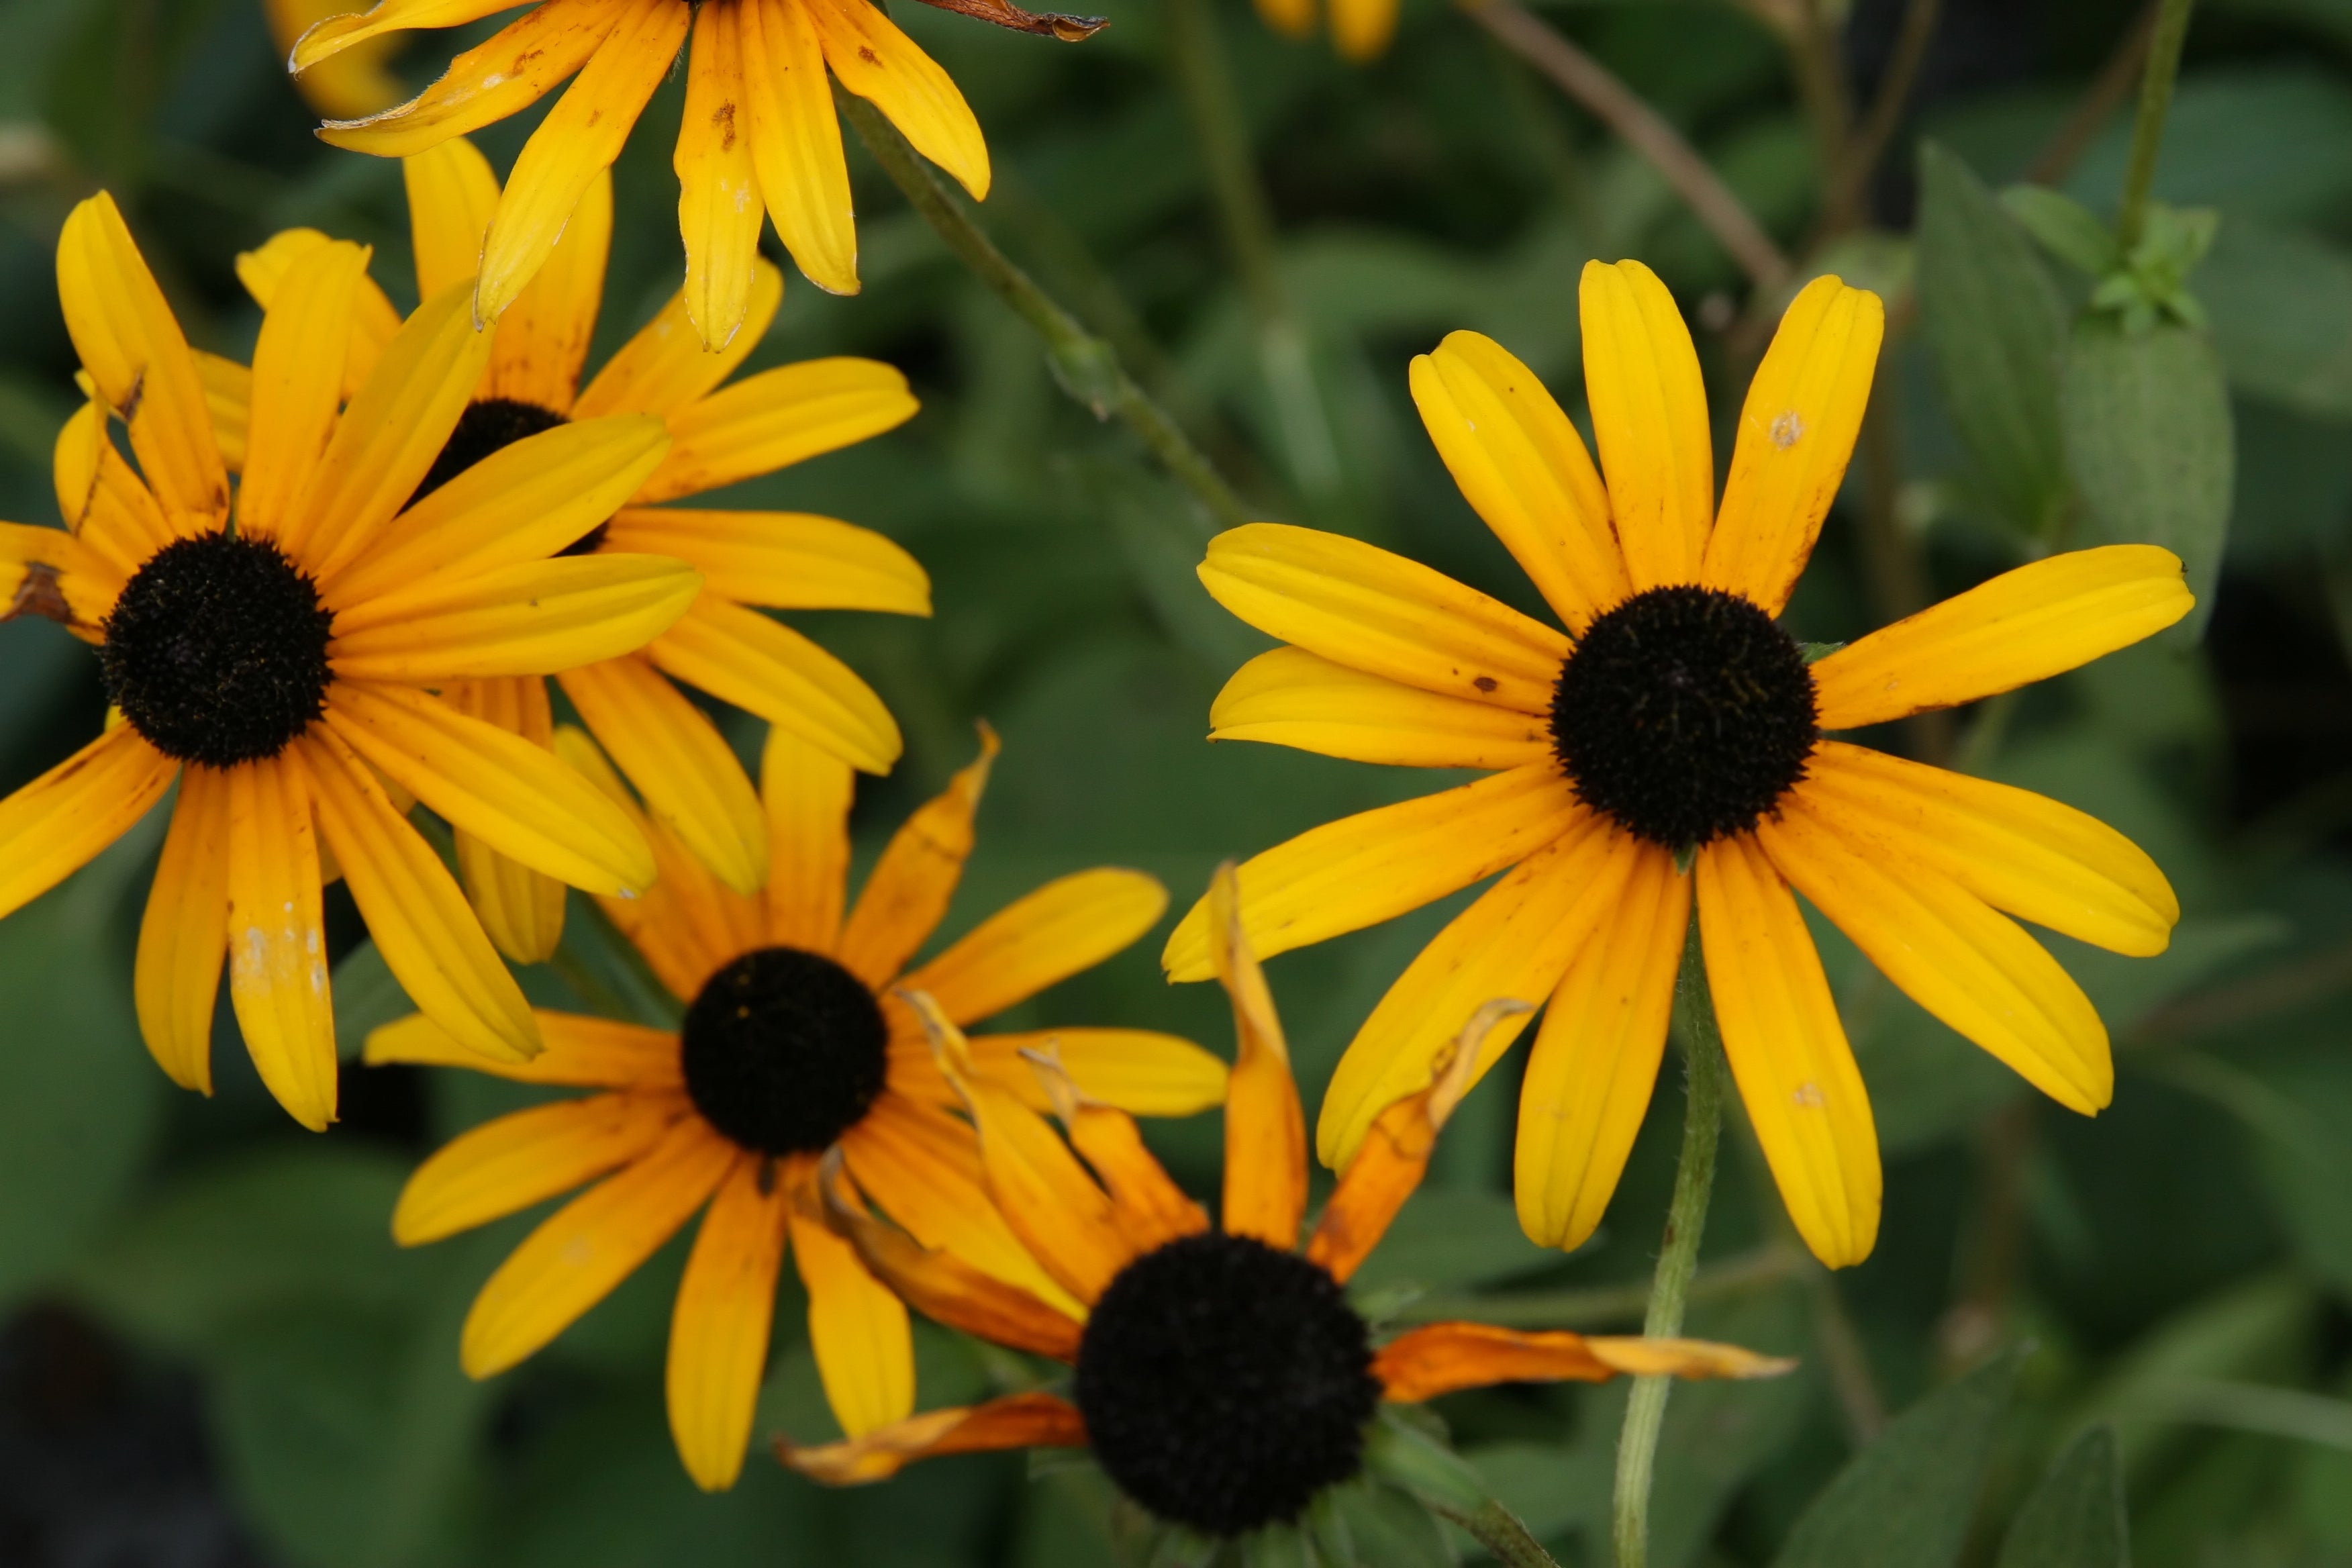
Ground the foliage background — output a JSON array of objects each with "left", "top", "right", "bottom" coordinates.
[{"left": 1, "top": 0, "right": 2351, "bottom": 1562}]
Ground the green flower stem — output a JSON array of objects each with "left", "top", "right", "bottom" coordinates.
[
  {"left": 837, "top": 89, "right": 1253, "bottom": 532},
  {"left": 2114, "top": 0, "right": 2198, "bottom": 251},
  {"left": 1429, "top": 1499, "right": 1563, "bottom": 1568},
  {"left": 1610, "top": 915, "right": 1730, "bottom": 1568}
]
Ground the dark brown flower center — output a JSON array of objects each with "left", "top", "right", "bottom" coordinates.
[{"left": 679, "top": 946, "right": 889, "bottom": 1155}]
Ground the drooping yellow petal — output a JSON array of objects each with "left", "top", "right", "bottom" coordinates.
[
  {"left": 1210, "top": 646, "right": 1553, "bottom": 771},
  {"left": 836, "top": 728, "right": 997, "bottom": 987},
  {"left": 0, "top": 520, "right": 126, "bottom": 634},
  {"left": 325, "top": 681, "right": 656, "bottom": 895},
  {"left": 677, "top": 1, "right": 768, "bottom": 348},
  {"left": 778, "top": 1393, "right": 1086, "bottom": 1485},
  {"left": 961, "top": 1029, "right": 1228, "bottom": 1118},
  {"left": 1697, "top": 834, "right": 1880, "bottom": 1269},
  {"left": 299, "top": 728, "right": 540, "bottom": 1066},
  {"left": 1800, "top": 742, "right": 2177, "bottom": 957},
  {"left": 667, "top": 1155, "right": 795, "bottom": 1490},
  {"left": 0, "top": 722, "right": 175, "bottom": 924},
  {"left": 1578, "top": 258, "right": 1713, "bottom": 590},
  {"left": 134, "top": 768, "right": 230, "bottom": 1093},
  {"left": 789, "top": 1191, "right": 916, "bottom": 1440},
  {"left": 1317, "top": 813, "right": 1624, "bottom": 1169},
  {"left": 575, "top": 261, "right": 787, "bottom": 420},
  {"left": 1812, "top": 546, "right": 2193, "bottom": 730},
  {"left": 644, "top": 596, "right": 901, "bottom": 775},
  {"left": 1161, "top": 765, "right": 1581, "bottom": 981},
  {"left": 328, "top": 553, "right": 703, "bottom": 682},
  {"left": 560, "top": 655, "right": 769, "bottom": 895},
  {"left": 1409, "top": 332, "right": 1624, "bottom": 632},
  {"left": 368, "top": 1007, "right": 683, "bottom": 1089},
  {"left": 289, "top": 0, "right": 522, "bottom": 70},
  {"left": 803, "top": 0, "right": 989, "bottom": 201},
  {"left": 403, "top": 135, "right": 503, "bottom": 302},
  {"left": 461, "top": 1120, "right": 736, "bottom": 1378},
  {"left": 1199, "top": 524, "right": 1569, "bottom": 711},
  {"left": 232, "top": 230, "right": 403, "bottom": 400},
  {"left": 485, "top": 168, "right": 610, "bottom": 411},
  {"left": 1758, "top": 792, "right": 2113, "bottom": 1114},
  {"left": 477, "top": 0, "right": 690, "bottom": 325},
  {"left": 1513, "top": 837, "right": 1686, "bottom": 1251},
  {"left": 268, "top": 0, "right": 405, "bottom": 117},
  {"left": 55, "top": 192, "right": 228, "bottom": 528},
  {"left": 1327, "top": 0, "right": 1398, "bottom": 60},
  {"left": 761, "top": 722, "right": 854, "bottom": 951},
  {"left": 603, "top": 507, "right": 932, "bottom": 614},
  {"left": 737, "top": 0, "right": 859, "bottom": 299},
  {"left": 901, "top": 869, "right": 1166, "bottom": 1028},
  {"left": 224, "top": 758, "right": 336, "bottom": 1131},
  {"left": 394, "top": 1091, "right": 687, "bottom": 1244},
  {"left": 1372, "top": 1322, "right": 1792, "bottom": 1402},
  {"left": 636, "top": 357, "right": 918, "bottom": 503},
  {"left": 239, "top": 238, "right": 370, "bottom": 541},
  {"left": 1020, "top": 1052, "right": 1210, "bottom": 1252},
  {"left": 319, "top": 0, "right": 626, "bottom": 159},
  {"left": 1205, "top": 864, "right": 1308, "bottom": 1251},
  {"left": 1701, "top": 276, "right": 1883, "bottom": 615}
]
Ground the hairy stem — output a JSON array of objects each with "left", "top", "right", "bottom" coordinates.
[
  {"left": 2114, "top": 0, "right": 2198, "bottom": 249},
  {"left": 1431, "top": 1499, "right": 1563, "bottom": 1568}
]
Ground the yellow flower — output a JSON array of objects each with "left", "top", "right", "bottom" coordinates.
[
  {"left": 0, "top": 193, "right": 703, "bottom": 1130},
  {"left": 286, "top": 0, "right": 993, "bottom": 349},
  {"left": 1255, "top": 0, "right": 1395, "bottom": 64},
  {"left": 779, "top": 866, "right": 1787, "bottom": 1542},
  {"left": 369, "top": 722, "right": 1227, "bottom": 1491},
  {"left": 264, "top": 0, "right": 404, "bottom": 117},
  {"left": 1161, "top": 261, "right": 2193, "bottom": 1269},
  {"left": 222, "top": 135, "right": 926, "bottom": 963}
]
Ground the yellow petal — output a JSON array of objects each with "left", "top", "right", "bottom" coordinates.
[
  {"left": 462, "top": 1120, "right": 736, "bottom": 1377},
  {"left": 368, "top": 1007, "right": 683, "bottom": 1089},
  {"left": 289, "top": 0, "right": 522, "bottom": 70},
  {"left": 197, "top": 352, "right": 254, "bottom": 475},
  {"left": 761, "top": 722, "right": 854, "bottom": 951},
  {"left": 1017, "top": 1052, "right": 1209, "bottom": 1252},
  {"left": 1513, "top": 837, "right": 1687, "bottom": 1251},
  {"left": 1210, "top": 646, "right": 1553, "bottom": 771},
  {"left": 403, "top": 135, "right": 502, "bottom": 301},
  {"left": 1801, "top": 741, "right": 2178, "bottom": 957},
  {"left": 1700, "top": 276, "right": 1883, "bottom": 615},
  {"left": 901, "top": 869, "right": 1166, "bottom": 1027},
  {"left": 325, "top": 681, "right": 656, "bottom": 895},
  {"left": 232, "top": 229, "right": 403, "bottom": 400},
  {"left": 224, "top": 758, "right": 336, "bottom": 1130},
  {"left": 1160, "top": 764, "right": 1580, "bottom": 981},
  {"left": 575, "top": 261, "right": 787, "bottom": 420},
  {"left": 1409, "top": 331, "right": 1624, "bottom": 632},
  {"left": 0, "top": 520, "right": 125, "bottom": 634},
  {"left": 789, "top": 1191, "right": 916, "bottom": 1440},
  {"left": 328, "top": 554, "right": 703, "bottom": 682},
  {"left": 1579, "top": 258, "right": 1712, "bottom": 591},
  {"left": 477, "top": 0, "right": 689, "bottom": 324},
  {"left": 0, "top": 722, "right": 175, "bottom": 924},
  {"left": 1199, "top": 524, "right": 1568, "bottom": 711},
  {"left": 560, "top": 655, "right": 769, "bottom": 895},
  {"left": 1253, "top": 0, "right": 1314, "bottom": 36},
  {"left": 1812, "top": 545, "right": 2194, "bottom": 730},
  {"left": 445, "top": 677, "right": 569, "bottom": 964},
  {"left": 269, "top": 0, "right": 407, "bottom": 116},
  {"left": 778, "top": 1393, "right": 1085, "bottom": 1485},
  {"left": 677, "top": 1, "right": 770, "bottom": 346},
  {"left": 1317, "top": 812, "right": 1625, "bottom": 1169},
  {"left": 1697, "top": 834, "right": 1880, "bottom": 1268},
  {"left": 1373, "top": 1322, "right": 1792, "bottom": 1402},
  {"left": 804, "top": 0, "right": 989, "bottom": 200},
  {"left": 1328, "top": 0, "right": 1397, "bottom": 59},
  {"left": 318, "top": 0, "right": 626, "bottom": 158},
  {"left": 299, "top": 728, "right": 540, "bottom": 1065},
  {"left": 603, "top": 507, "right": 932, "bottom": 614},
  {"left": 239, "top": 238, "right": 371, "bottom": 541},
  {"left": 394, "top": 1091, "right": 685, "bottom": 1244},
  {"left": 55, "top": 399, "right": 176, "bottom": 575},
  {"left": 738, "top": 0, "right": 859, "bottom": 298},
  {"left": 134, "top": 768, "right": 230, "bottom": 1093},
  {"left": 637, "top": 357, "right": 917, "bottom": 503},
  {"left": 963, "top": 1029, "right": 1228, "bottom": 1118},
  {"left": 836, "top": 728, "right": 997, "bottom": 987},
  {"left": 1757, "top": 791, "right": 2112, "bottom": 1114},
  {"left": 668, "top": 1154, "right": 795, "bottom": 1489},
  {"left": 487, "top": 169, "right": 610, "bottom": 411},
  {"left": 1206, "top": 864, "right": 1308, "bottom": 1251},
  {"left": 644, "top": 596, "right": 901, "bottom": 774},
  {"left": 55, "top": 193, "right": 228, "bottom": 528}
]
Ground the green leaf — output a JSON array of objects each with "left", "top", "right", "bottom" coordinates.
[
  {"left": 2200, "top": 217, "right": 2352, "bottom": 421},
  {"left": 2061, "top": 315, "right": 2235, "bottom": 642},
  {"left": 1771, "top": 1349, "right": 2023, "bottom": 1568},
  {"left": 1345, "top": 1187, "right": 1555, "bottom": 1297},
  {"left": 1997, "top": 1426, "right": 2129, "bottom": 1568},
  {"left": 1916, "top": 142, "right": 2071, "bottom": 538},
  {"left": 2002, "top": 186, "right": 2119, "bottom": 278}
]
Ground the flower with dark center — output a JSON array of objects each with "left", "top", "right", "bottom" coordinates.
[
  {"left": 100, "top": 532, "right": 334, "bottom": 768},
  {"left": 680, "top": 946, "right": 890, "bottom": 1156},
  {"left": 1549, "top": 583, "right": 1818, "bottom": 850}
]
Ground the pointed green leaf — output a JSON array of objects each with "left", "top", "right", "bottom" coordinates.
[
  {"left": 2002, "top": 186, "right": 2119, "bottom": 278},
  {"left": 1997, "top": 1426, "right": 2129, "bottom": 1568}
]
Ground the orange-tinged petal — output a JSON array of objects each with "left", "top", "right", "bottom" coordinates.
[
  {"left": 486, "top": 168, "right": 610, "bottom": 411},
  {"left": 1328, "top": 0, "right": 1397, "bottom": 60},
  {"left": 901, "top": 869, "right": 1165, "bottom": 1027},
  {"left": 1206, "top": 864, "right": 1308, "bottom": 1251},
  {"left": 777, "top": 1393, "right": 1085, "bottom": 1485},
  {"left": 1697, "top": 834, "right": 1880, "bottom": 1269},
  {"left": 1701, "top": 276, "right": 1883, "bottom": 615},
  {"left": 560, "top": 654, "right": 768, "bottom": 895},
  {"left": 789, "top": 1187, "right": 916, "bottom": 1440},
  {"left": 238, "top": 238, "right": 371, "bottom": 541},
  {"left": 444, "top": 677, "right": 567, "bottom": 965},
  {"left": 1812, "top": 545, "right": 2193, "bottom": 730},
  {"left": 318, "top": 0, "right": 626, "bottom": 159},
  {"left": 368, "top": 1007, "right": 684, "bottom": 1089},
  {"left": 644, "top": 595, "right": 902, "bottom": 775},
  {"left": 836, "top": 727, "right": 996, "bottom": 987},
  {"left": 740, "top": 0, "right": 859, "bottom": 299},
  {"left": 1410, "top": 332, "right": 1624, "bottom": 632},
  {"left": 669, "top": 1155, "right": 794, "bottom": 1489},
  {"left": 0, "top": 722, "right": 174, "bottom": 924},
  {"left": 403, "top": 135, "right": 502, "bottom": 302},
  {"left": 462, "top": 1119, "right": 736, "bottom": 1377},
  {"left": 1253, "top": 0, "right": 1314, "bottom": 36},
  {"left": 1023, "top": 1052, "right": 1208, "bottom": 1253},
  {"left": 602, "top": 507, "right": 932, "bottom": 614},
  {"left": 0, "top": 520, "right": 126, "bottom": 634},
  {"left": 676, "top": 1, "right": 768, "bottom": 348},
  {"left": 224, "top": 758, "right": 336, "bottom": 1130},
  {"left": 1210, "top": 646, "right": 1554, "bottom": 771},
  {"left": 1579, "top": 258, "right": 1712, "bottom": 591},
  {"left": 575, "top": 261, "right": 786, "bottom": 420},
  {"left": 134, "top": 768, "right": 230, "bottom": 1093},
  {"left": 635, "top": 356, "right": 918, "bottom": 503},
  {"left": 270, "top": 0, "right": 407, "bottom": 115},
  {"left": 1372, "top": 1322, "right": 1792, "bottom": 1402},
  {"left": 805, "top": 0, "right": 989, "bottom": 199},
  {"left": 395, "top": 1091, "right": 687, "bottom": 1244},
  {"left": 762, "top": 722, "right": 854, "bottom": 952}
]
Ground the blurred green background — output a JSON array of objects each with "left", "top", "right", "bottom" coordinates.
[{"left": 2, "top": 0, "right": 2352, "bottom": 1562}]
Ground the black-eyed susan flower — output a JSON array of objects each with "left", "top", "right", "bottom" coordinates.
[
  {"left": 0, "top": 193, "right": 699, "bottom": 1130},
  {"left": 1160, "top": 262, "right": 2193, "bottom": 1271},
  {"left": 366, "top": 721, "right": 1225, "bottom": 1491},
  {"left": 1254, "top": 0, "right": 1394, "bottom": 65},
  {"left": 284, "top": 0, "right": 1019, "bottom": 350},
  {"left": 780, "top": 867, "right": 1786, "bottom": 1548},
  {"left": 265, "top": 0, "right": 403, "bottom": 117},
  {"left": 224, "top": 136, "right": 924, "bottom": 963}
]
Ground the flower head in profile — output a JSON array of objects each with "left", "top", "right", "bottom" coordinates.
[
  {"left": 285, "top": 0, "right": 1100, "bottom": 349},
  {"left": 779, "top": 865, "right": 1787, "bottom": 1549},
  {"left": 369, "top": 722, "right": 1225, "bottom": 1491},
  {"left": 0, "top": 193, "right": 699, "bottom": 1129},
  {"left": 1253, "top": 0, "right": 1395, "bottom": 64},
  {"left": 1163, "top": 261, "right": 2192, "bottom": 1269},
  {"left": 228, "top": 136, "right": 928, "bottom": 965}
]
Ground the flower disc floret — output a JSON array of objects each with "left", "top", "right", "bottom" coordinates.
[
  {"left": 1074, "top": 1231, "right": 1379, "bottom": 1536},
  {"left": 1549, "top": 584, "right": 1819, "bottom": 849},
  {"left": 679, "top": 946, "right": 890, "bottom": 1156},
  {"left": 101, "top": 532, "right": 334, "bottom": 768}
]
